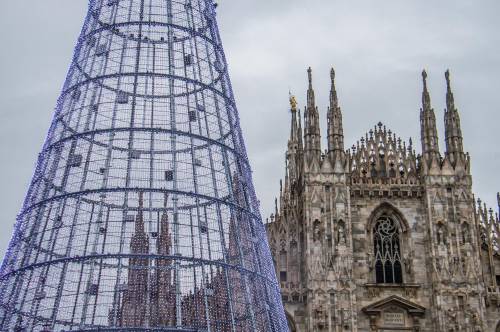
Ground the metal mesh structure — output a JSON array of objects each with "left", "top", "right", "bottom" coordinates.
[{"left": 0, "top": 0, "right": 288, "bottom": 331}]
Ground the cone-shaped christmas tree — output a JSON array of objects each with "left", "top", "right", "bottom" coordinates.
[{"left": 0, "top": 1, "right": 287, "bottom": 331}]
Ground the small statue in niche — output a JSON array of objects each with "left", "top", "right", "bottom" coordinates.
[
  {"left": 461, "top": 223, "right": 470, "bottom": 245},
  {"left": 337, "top": 222, "right": 346, "bottom": 245},
  {"left": 313, "top": 219, "right": 322, "bottom": 242},
  {"left": 471, "top": 312, "right": 483, "bottom": 332},
  {"left": 445, "top": 308, "right": 459, "bottom": 331},
  {"left": 404, "top": 251, "right": 414, "bottom": 275},
  {"left": 436, "top": 224, "right": 447, "bottom": 245},
  {"left": 367, "top": 252, "right": 374, "bottom": 271}
]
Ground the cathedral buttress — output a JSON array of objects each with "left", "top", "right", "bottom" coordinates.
[{"left": 420, "top": 72, "right": 484, "bottom": 332}]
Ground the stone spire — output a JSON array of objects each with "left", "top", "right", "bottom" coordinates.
[
  {"left": 136, "top": 191, "right": 145, "bottom": 234},
  {"left": 287, "top": 94, "right": 300, "bottom": 182},
  {"left": 444, "top": 70, "right": 464, "bottom": 159},
  {"left": 307, "top": 67, "right": 315, "bottom": 110},
  {"left": 419, "top": 70, "right": 440, "bottom": 164},
  {"left": 327, "top": 68, "right": 344, "bottom": 159},
  {"left": 304, "top": 67, "right": 321, "bottom": 157},
  {"left": 289, "top": 93, "right": 299, "bottom": 143},
  {"left": 497, "top": 192, "right": 500, "bottom": 211}
]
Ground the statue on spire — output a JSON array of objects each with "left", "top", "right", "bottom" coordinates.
[
  {"left": 422, "top": 70, "right": 431, "bottom": 111},
  {"left": 290, "top": 93, "right": 298, "bottom": 111},
  {"left": 307, "top": 67, "right": 316, "bottom": 110},
  {"left": 445, "top": 69, "right": 455, "bottom": 111},
  {"left": 330, "top": 68, "right": 338, "bottom": 110}
]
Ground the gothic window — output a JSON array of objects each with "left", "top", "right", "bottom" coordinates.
[
  {"left": 290, "top": 241, "right": 297, "bottom": 259},
  {"left": 279, "top": 249, "right": 288, "bottom": 283},
  {"left": 373, "top": 216, "right": 403, "bottom": 284},
  {"left": 290, "top": 241, "right": 298, "bottom": 284},
  {"left": 279, "top": 250, "right": 287, "bottom": 270}
]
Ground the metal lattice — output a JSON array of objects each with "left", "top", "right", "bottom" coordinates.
[{"left": 0, "top": 0, "right": 288, "bottom": 331}]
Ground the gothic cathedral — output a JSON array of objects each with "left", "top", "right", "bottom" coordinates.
[{"left": 266, "top": 68, "right": 500, "bottom": 331}]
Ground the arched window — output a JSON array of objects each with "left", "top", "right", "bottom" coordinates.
[
  {"left": 279, "top": 250, "right": 287, "bottom": 282},
  {"left": 374, "top": 215, "right": 403, "bottom": 283}
]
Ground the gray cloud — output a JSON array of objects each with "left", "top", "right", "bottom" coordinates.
[{"left": 0, "top": 0, "right": 498, "bottom": 257}]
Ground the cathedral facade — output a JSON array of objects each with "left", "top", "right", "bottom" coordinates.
[{"left": 266, "top": 68, "right": 500, "bottom": 331}]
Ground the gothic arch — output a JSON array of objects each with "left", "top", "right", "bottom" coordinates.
[
  {"left": 367, "top": 202, "right": 409, "bottom": 284},
  {"left": 366, "top": 202, "right": 410, "bottom": 233},
  {"left": 285, "top": 311, "right": 297, "bottom": 332}
]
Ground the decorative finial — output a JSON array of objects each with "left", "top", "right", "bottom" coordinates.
[
  {"left": 422, "top": 69, "right": 431, "bottom": 111},
  {"left": 330, "top": 67, "right": 338, "bottom": 109},
  {"left": 422, "top": 70, "right": 429, "bottom": 94},
  {"left": 306, "top": 67, "right": 315, "bottom": 109},
  {"left": 445, "top": 69, "right": 451, "bottom": 91},
  {"left": 445, "top": 69, "right": 455, "bottom": 110}
]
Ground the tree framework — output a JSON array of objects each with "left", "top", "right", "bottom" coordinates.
[{"left": 0, "top": 1, "right": 287, "bottom": 331}]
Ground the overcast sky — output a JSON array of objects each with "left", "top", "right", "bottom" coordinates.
[{"left": 0, "top": 0, "right": 499, "bottom": 257}]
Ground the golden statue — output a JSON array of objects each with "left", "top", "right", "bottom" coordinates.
[{"left": 289, "top": 94, "right": 297, "bottom": 110}]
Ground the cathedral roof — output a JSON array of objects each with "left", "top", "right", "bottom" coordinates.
[{"left": 350, "top": 122, "right": 419, "bottom": 183}]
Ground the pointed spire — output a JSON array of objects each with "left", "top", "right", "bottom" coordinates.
[
  {"left": 445, "top": 69, "right": 455, "bottom": 111},
  {"left": 422, "top": 70, "right": 431, "bottom": 111},
  {"left": 274, "top": 197, "right": 279, "bottom": 217},
  {"left": 304, "top": 67, "right": 321, "bottom": 158},
  {"left": 330, "top": 68, "right": 338, "bottom": 109},
  {"left": 419, "top": 69, "right": 440, "bottom": 165},
  {"left": 139, "top": 191, "right": 144, "bottom": 209},
  {"left": 307, "top": 67, "right": 315, "bottom": 110},
  {"left": 289, "top": 93, "right": 298, "bottom": 142},
  {"left": 135, "top": 191, "right": 145, "bottom": 233},
  {"left": 284, "top": 158, "right": 290, "bottom": 193},
  {"left": 327, "top": 67, "right": 344, "bottom": 160},
  {"left": 444, "top": 69, "right": 464, "bottom": 158},
  {"left": 297, "top": 108, "right": 303, "bottom": 150}
]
